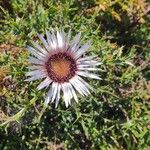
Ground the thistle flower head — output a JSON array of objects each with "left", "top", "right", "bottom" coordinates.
[{"left": 26, "top": 29, "right": 101, "bottom": 107}]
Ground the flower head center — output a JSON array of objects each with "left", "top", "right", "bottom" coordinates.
[
  {"left": 50, "top": 59, "right": 71, "bottom": 77},
  {"left": 46, "top": 52, "right": 77, "bottom": 83}
]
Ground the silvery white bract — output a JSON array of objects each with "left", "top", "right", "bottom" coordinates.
[{"left": 26, "top": 29, "right": 101, "bottom": 107}]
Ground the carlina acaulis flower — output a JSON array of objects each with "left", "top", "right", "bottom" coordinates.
[{"left": 26, "top": 29, "right": 101, "bottom": 107}]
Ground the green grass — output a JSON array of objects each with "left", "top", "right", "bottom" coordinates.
[{"left": 0, "top": 0, "right": 150, "bottom": 149}]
